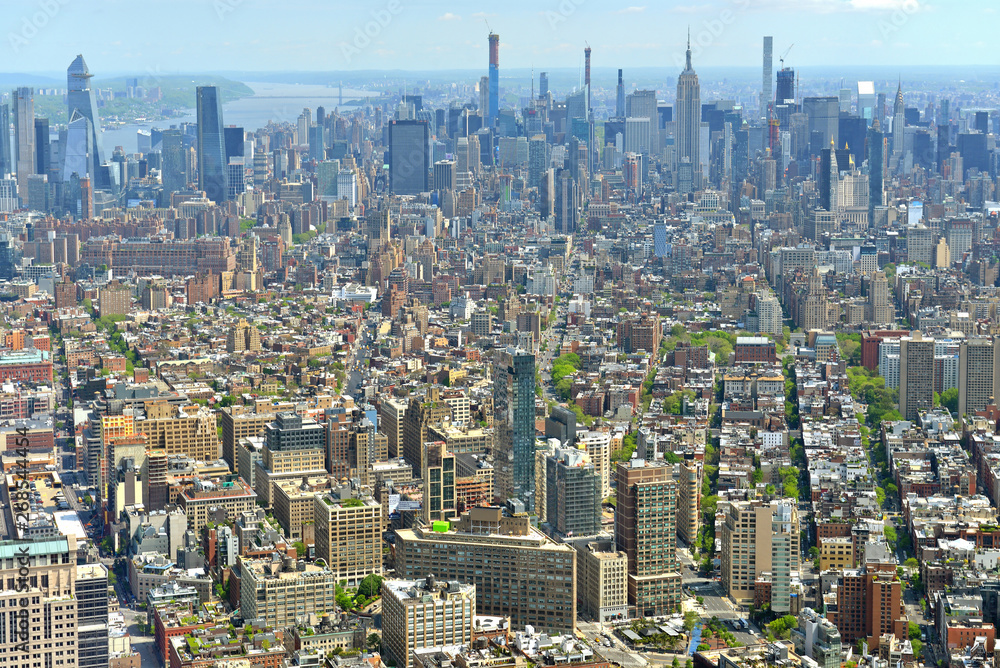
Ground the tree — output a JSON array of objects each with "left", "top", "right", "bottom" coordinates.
[
  {"left": 357, "top": 573, "right": 384, "bottom": 600},
  {"left": 672, "top": 658, "right": 680, "bottom": 668},
  {"left": 367, "top": 633, "right": 381, "bottom": 651},
  {"left": 905, "top": 557, "right": 918, "bottom": 569},
  {"left": 940, "top": 387, "right": 959, "bottom": 415},
  {"left": 908, "top": 621, "right": 921, "bottom": 640},
  {"left": 293, "top": 541, "right": 307, "bottom": 558}
]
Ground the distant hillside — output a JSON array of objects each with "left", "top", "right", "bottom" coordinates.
[{"left": 30, "top": 75, "right": 253, "bottom": 125}]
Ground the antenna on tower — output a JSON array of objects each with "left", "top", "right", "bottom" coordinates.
[{"left": 484, "top": 18, "right": 492, "bottom": 33}]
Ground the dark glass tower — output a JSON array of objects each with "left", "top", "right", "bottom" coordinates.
[
  {"left": 494, "top": 348, "right": 536, "bottom": 512},
  {"left": 388, "top": 119, "right": 429, "bottom": 195},
  {"left": 161, "top": 129, "right": 187, "bottom": 195},
  {"left": 196, "top": 86, "right": 227, "bottom": 203},
  {"left": 776, "top": 68, "right": 795, "bottom": 104},
  {"left": 33, "top": 118, "right": 49, "bottom": 176}
]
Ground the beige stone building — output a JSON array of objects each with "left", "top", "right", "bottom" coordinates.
[
  {"left": 394, "top": 506, "right": 577, "bottom": 632},
  {"left": 720, "top": 498, "right": 800, "bottom": 612},
  {"left": 382, "top": 578, "right": 476, "bottom": 668},
  {"left": 177, "top": 477, "right": 258, "bottom": 533},
  {"left": 313, "top": 490, "right": 383, "bottom": 586},
  {"left": 575, "top": 541, "right": 628, "bottom": 622}
]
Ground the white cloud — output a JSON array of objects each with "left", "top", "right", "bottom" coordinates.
[
  {"left": 616, "top": 6, "right": 647, "bottom": 13},
  {"left": 438, "top": 12, "right": 461, "bottom": 21}
]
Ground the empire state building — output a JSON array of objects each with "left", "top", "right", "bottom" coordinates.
[{"left": 676, "top": 31, "right": 701, "bottom": 186}]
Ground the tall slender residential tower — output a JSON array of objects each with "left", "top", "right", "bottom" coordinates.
[
  {"left": 867, "top": 118, "right": 885, "bottom": 224},
  {"left": 0, "top": 104, "right": 11, "bottom": 178},
  {"left": 488, "top": 32, "right": 499, "bottom": 126},
  {"left": 616, "top": 69, "right": 625, "bottom": 118},
  {"left": 493, "top": 348, "right": 536, "bottom": 511},
  {"left": 892, "top": 79, "right": 905, "bottom": 159},
  {"left": 584, "top": 46, "right": 596, "bottom": 173},
  {"left": 66, "top": 55, "right": 105, "bottom": 182},
  {"left": 675, "top": 31, "right": 701, "bottom": 181},
  {"left": 12, "top": 87, "right": 35, "bottom": 196},
  {"left": 196, "top": 86, "right": 227, "bottom": 203},
  {"left": 761, "top": 36, "right": 773, "bottom": 118}
]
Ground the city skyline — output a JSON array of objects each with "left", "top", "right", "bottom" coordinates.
[{"left": 1, "top": 0, "right": 996, "bottom": 75}]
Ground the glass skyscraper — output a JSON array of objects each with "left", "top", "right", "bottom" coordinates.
[
  {"left": 494, "top": 348, "right": 536, "bottom": 512},
  {"left": 66, "top": 55, "right": 105, "bottom": 184},
  {"left": 196, "top": 86, "right": 227, "bottom": 203}
]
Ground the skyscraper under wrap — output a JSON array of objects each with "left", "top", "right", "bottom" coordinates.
[
  {"left": 494, "top": 348, "right": 536, "bottom": 511},
  {"left": 66, "top": 55, "right": 105, "bottom": 183},
  {"left": 196, "top": 86, "right": 227, "bottom": 203},
  {"left": 675, "top": 31, "right": 701, "bottom": 183},
  {"left": 488, "top": 32, "right": 499, "bottom": 126}
]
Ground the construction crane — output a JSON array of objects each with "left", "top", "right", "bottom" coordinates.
[{"left": 779, "top": 43, "right": 794, "bottom": 68}]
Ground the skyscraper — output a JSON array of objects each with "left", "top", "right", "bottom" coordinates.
[
  {"left": 615, "top": 69, "right": 625, "bottom": 118},
  {"left": 721, "top": 498, "right": 800, "bottom": 611},
  {"left": 803, "top": 96, "right": 839, "bottom": 155},
  {"left": 388, "top": 119, "right": 429, "bottom": 195},
  {"left": 196, "top": 86, "right": 227, "bottom": 203},
  {"left": 488, "top": 32, "right": 499, "bottom": 126},
  {"left": 958, "top": 337, "right": 1000, "bottom": 420},
  {"left": 892, "top": 79, "right": 905, "bottom": 159},
  {"left": 66, "top": 55, "right": 105, "bottom": 181},
  {"left": 33, "top": 118, "right": 50, "bottom": 176},
  {"left": 626, "top": 90, "right": 657, "bottom": 157},
  {"left": 494, "top": 348, "right": 536, "bottom": 511},
  {"left": 545, "top": 447, "right": 602, "bottom": 537},
  {"left": 761, "top": 36, "right": 773, "bottom": 118},
  {"left": 899, "top": 331, "right": 934, "bottom": 421},
  {"left": 615, "top": 459, "right": 682, "bottom": 617},
  {"left": 867, "top": 118, "right": 885, "bottom": 223},
  {"left": 13, "top": 86, "right": 35, "bottom": 196},
  {"left": 63, "top": 110, "right": 93, "bottom": 184},
  {"left": 675, "top": 31, "right": 701, "bottom": 180},
  {"left": 776, "top": 68, "right": 795, "bottom": 104},
  {"left": 0, "top": 104, "right": 10, "bottom": 178},
  {"left": 160, "top": 129, "right": 187, "bottom": 194}
]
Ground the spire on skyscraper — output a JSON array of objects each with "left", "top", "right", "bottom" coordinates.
[{"left": 685, "top": 26, "right": 692, "bottom": 72}]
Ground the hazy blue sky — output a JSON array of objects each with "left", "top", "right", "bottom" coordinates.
[{"left": 1, "top": 0, "right": 992, "bottom": 75}]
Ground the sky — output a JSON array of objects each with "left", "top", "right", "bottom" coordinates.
[{"left": 0, "top": 0, "right": 995, "bottom": 77}]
